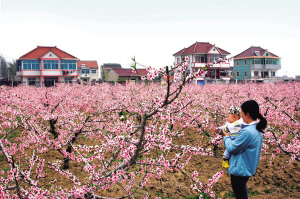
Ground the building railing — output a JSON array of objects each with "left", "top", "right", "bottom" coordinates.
[{"left": 251, "top": 76, "right": 280, "bottom": 79}]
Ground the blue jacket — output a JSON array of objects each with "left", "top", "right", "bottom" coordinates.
[{"left": 224, "top": 123, "right": 263, "bottom": 177}]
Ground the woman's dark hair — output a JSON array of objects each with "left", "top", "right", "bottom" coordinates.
[{"left": 241, "top": 100, "right": 267, "bottom": 132}]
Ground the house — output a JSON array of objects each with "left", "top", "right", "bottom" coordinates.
[
  {"left": 226, "top": 67, "right": 234, "bottom": 79},
  {"left": 101, "top": 63, "right": 122, "bottom": 81},
  {"left": 173, "top": 42, "right": 231, "bottom": 83},
  {"left": 233, "top": 46, "right": 281, "bottom": 80},
  {"left": 16, "top": 46, "right": 79, "bottom": 86},
  {"left": 77, "top": 60, "right": 99, "bottom": 84},
  {"left": 161, "top": 76, "right": 174, "bottom": 85},
  {"left": 105, "top": 68, "right": 148, "bottom": 84}
]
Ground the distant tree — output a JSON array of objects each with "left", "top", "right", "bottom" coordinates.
[
  {"left": 0, "top": 55, "right": 8, "bottom": 79},
  {"left": 7, "top": 60, "right": 17, "bottom": 81}
]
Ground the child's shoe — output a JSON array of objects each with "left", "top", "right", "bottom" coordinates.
[{"left": 222, "top": 159, "right": 230, "bottom": 168}]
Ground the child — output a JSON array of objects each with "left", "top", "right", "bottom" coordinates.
[{"left": 216, "top": 105, "right": 246, "bottom": 168}]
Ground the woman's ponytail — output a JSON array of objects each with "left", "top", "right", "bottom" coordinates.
[
  {"left": 241, "top": 100, "right": 267, "bottom": 133},
  {"left": 256, "top": 113, "right": 267, "bottom": 133}
]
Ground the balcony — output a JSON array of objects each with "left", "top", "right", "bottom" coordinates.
[
  {"left": 252, "top": 64, "right": 281, "bottom": 70},
  {"left": 81, "top": 73, "right": 90, "bottom": 78},
  {"left": 251, "top": 76, "right": 279, "bottom": 79},
  {"left": 42, "top": 71, "right": 60, "bottom": 76},
  {"left": 62, "top": 70, "right": 77, "bottom": 76},
  {"left": 193, "top": 62, "right": 230, "bottom": 68},
  {"left": 193, "top": 63, "right": 206, "bottom": 68},
  {"left": 23, "top": 71, "right": 41, "bottom": 76}
]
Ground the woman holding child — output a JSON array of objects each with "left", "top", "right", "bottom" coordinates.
[{"left": 221, "top": 100, "right": 267, "bottom": 199}]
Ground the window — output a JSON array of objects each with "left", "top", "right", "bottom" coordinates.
[
  {"left": 236, "top": 71, "right": 240, "bottom": 77},
  {"left": 81, "top": 69, "right": 90, "bottom": 74},
  {"left": 28, "top": 78, "right": 36, "bottom": 85},
  {"left": 91, "top": 70, "right": 96, "bottom": 74},
  {"left": 210, "top": 54, "right": 219, "bottom": 62},
  {"left": 220, "top": 69, "right": 226, "bottom": 76},
  {"left": 23, "top": 60, "right": 40, "bottom": 70},
  {"left": 261, "top": 71, "right": 269, "bottom": 78},
  {"left": 61, "top": 61, "right": 76, "bottom": 70},
  {"left": 43, "top": 60, "right": 59, "bottom": 69},
  {"left": 65, "top": 78, "right": 73, "bottom": 83},
  {"left": 253, "top": 59, "right": 264, "bottom": 65},
  {"left": 271, "top": 71, "right": 276, "bottom": 76},
  {"left": 244, "top": 71, "right": 247, "bottom": 77},
  {"left": 195, "top": 56, "right": 205, "bottom": 63},
  {"left": 254, "top": 71, "right": 259, "bottom": 76},
  {"left": 236, "top": 60, "right": 239, "bottom": 66},
  {"left": 177, "top": 58, "right": 180, "bottom": 63},
  {"left": 244, "top": 60, "right": 247, "bottom": 65}
]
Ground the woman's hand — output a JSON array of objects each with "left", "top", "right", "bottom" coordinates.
[{"left": 213, "top": 128, "right": 219, "bottom": 134}]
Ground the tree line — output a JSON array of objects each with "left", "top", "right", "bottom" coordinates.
[{"left": 0, "top": 55, "right": 17, "bottom": 81}]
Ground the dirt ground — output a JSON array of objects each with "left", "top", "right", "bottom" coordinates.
[{"left": 1, "top": 128, "right": 300, "bottom": 199}]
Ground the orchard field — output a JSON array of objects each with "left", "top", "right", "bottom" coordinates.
[{"left": 0, "top": 82, "right": 299, "bottom": 198}]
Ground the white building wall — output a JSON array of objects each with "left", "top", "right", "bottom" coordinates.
[
  {"left": 90, "top": 69, "right": 98, "bottom": 81},
  {"left": 23, "top": 77, "right": 28, "bottom": 82},
  {"left": 43, "top": 51, "right": 59, "bottom": 58},
  {"left": 174, "top": 56, "right": 182, "bottom": 65},
  {"left": 208, "top": 47, "right": 221, "bottom": 54},
  {"left": 42, "top": 71, "right": 60, "bottom": 76},
  {"left": 23, "top": 71, "right": 41, "bottom": 76}
]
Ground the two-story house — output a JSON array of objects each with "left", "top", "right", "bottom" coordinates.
[
  {"left": 77, "top": 60, "right": 99, "bottom": 84},
  {"left": 101, "top": 63, "right": 122, "bottom": 81},
  {"left": 16, "top": 46, "right": 79, "bottom": 86},
  {"left": 233, "top": 46, "right": 281, "bottom": 80},
  {"left": 105, "top": 68, "right": 148, "bottom": 84},
  {"left": 173, "top": 42, "right": 231, "bottom": 84}
]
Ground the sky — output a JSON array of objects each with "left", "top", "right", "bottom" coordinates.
[{"left": 0, "top": 0, "right": 300, "bottom": 77}]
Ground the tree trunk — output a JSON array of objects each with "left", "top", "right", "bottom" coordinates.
[{"left": 63, "top": 145, "right": 72, "bottom": 170}]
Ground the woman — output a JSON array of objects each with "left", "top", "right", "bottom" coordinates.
[{"left": 222, "top": 100, "right": 267, "bottom": 199}]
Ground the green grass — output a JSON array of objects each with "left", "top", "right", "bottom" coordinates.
[
  {"left": 286, "top": 186, "right": 300, "bottom": 191},
  {"left": 263, "top": 189, "right": 272, "bottom": 194},
  {"left": 248, "top": 190, "right": 260, "bottom": 196},
  {"left": 0, "top": 131, "right": 21, "bottom": 163},
  {"left": 223, "top": 190, "right": 235, "bottom": 198},
  {"left": 7, "top": 131, "right": 19, "bottom": 142},
  {"left": 0, "top": 154, "right": 5, "bottom": 162}
]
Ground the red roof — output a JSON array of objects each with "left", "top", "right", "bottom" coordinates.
[
  {"left": 162, "top": 76, "right": 174, "bottom": 80},
  {"left": 173, "top": 42, "right": 230, "bottom": 56},
  {"left": 234, "top": 46, "right": 279, "bottom": 58},
  {"left": 77, "top": 61, "right": 98, "bottom": 68},
  {"left": 112, "top": 69, "right": 148, "bottom": 77},
  {"left": 19, "top": 46, "right": 78, "bottom": 60}
]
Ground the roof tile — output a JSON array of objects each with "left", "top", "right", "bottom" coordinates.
[
  {"left": 234, "top": 46, "right": 279, "bottom": 58},
  {"left": 77, "top": 61, "right": 98, "bottom": 68},
  {"left": 112, "top": 69, "right": 148, "bottom": 77},
  {"left": 173, "top": 42, "right": 230, "bottom": 56},
  {"left": 20, "top": 46, "right": 78, "bottom": 60}
]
